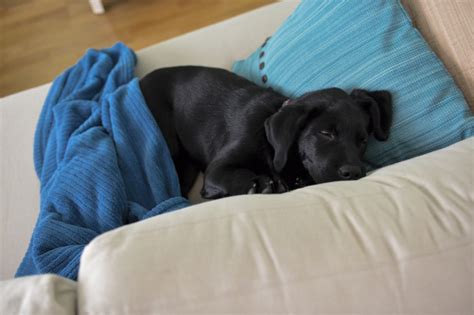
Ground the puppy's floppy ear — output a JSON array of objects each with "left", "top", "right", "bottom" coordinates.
[
  {"left": 351, "top": 89, "right": 393, "bottom": 141},
  {"left": 264, "top": 104, "right": 312, "bottom": 173}
]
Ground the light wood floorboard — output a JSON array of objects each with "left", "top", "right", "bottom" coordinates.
[{"left": 0, "top": 0, "right": 275, "bottom": 96}]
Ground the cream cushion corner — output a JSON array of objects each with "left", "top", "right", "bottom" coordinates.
[
  {"left": 0, "top": 274, "right": 76, "bottom": 315},
  {"left": 77, "top": 138, "right": 473, "bottom": 314}
]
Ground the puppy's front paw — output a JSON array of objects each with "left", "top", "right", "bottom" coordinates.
[
  {"left": 275, "top": 177, "right": 289, "bottom": 193},
  {"left": 248, "top": 175, "right": 273, "bottom": 194},
  {"left": 201, "top": 183, "right": 227, "bottom": 199},
  {"left": 247, "top": 175, "right": 288, "bottom": 194}
]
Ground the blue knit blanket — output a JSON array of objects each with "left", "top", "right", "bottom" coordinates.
[{"left": 16, "top": 43, "right": 189, "bottom": 280}]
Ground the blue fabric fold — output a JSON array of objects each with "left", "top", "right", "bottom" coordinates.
[{"left": 16, "top": 42, "right": 189, "bottom": 280}]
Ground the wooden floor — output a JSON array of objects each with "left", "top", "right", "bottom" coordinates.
[{"left": 0, "top": 0, "right": 275, "bottom": 97}]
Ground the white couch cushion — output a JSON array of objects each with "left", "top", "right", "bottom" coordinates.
[
  {"left": 78, "top": 138, "right": 473, "bottom": 314},
  {"left": 0, "top": 274, "right": 76, "bottom": 315},
  {"left": 0, "top": 84, "right": 49, "bottom": 281}
]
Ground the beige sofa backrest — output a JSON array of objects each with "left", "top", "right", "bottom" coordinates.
[{"left": 401, "top": 0, "right": 474, "bottom": 110}]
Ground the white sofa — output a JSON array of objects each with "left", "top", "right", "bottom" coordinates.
[{"left": 1, "top": 1, "right": 472, "bottom": 314}]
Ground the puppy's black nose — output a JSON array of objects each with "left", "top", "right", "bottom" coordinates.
[{"left": 338, "top": 165, "right": 362, "bottom": 180}]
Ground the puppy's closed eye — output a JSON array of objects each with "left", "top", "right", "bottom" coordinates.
[{"left": 318, "top": 130, "right": 336, "bottom": 140}]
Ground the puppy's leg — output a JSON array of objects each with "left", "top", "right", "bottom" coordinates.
[
  {"left": 201, "top": 162, "right": 257, "bottom": 199},
  {"left": 201, "top": 161, "right": 287, "bottom": 198},
  {"left": 174, "top": 152, "right": 200, "bottom": 196},
  {"left": 248, "top": 174, "right": 288, "bottom": 194}
]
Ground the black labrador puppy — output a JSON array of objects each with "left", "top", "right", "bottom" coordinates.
[{"left": 140, "top": 66, "right": 392, "bottom": 199}]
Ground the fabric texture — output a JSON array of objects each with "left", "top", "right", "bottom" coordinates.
[
  {"left": 78, "top": 138, "right": 473, "bottom": 313},
  {"left": 233, "top": 0, "right": 473, "bottom": 169},
  {"left": 15, "top": 42, "right": 189, "bottom": 280},
  {"left": 0, "top": 275, "right": 76, "bottom": 315}
]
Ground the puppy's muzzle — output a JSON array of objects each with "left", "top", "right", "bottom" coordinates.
[{"left": 338, "top": 165, "right": 364, "bottom": 180}]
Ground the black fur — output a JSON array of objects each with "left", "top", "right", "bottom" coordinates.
[{"left": 140, "top": 66, "right": 392, "bottom": 199}]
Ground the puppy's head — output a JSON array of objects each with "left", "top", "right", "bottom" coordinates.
[{"left": 264, "top": 88, "right": 392, "bottom": 188}]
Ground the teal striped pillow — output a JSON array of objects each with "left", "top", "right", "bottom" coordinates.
[{"left": 233, "top": 0, "right": 473, "bottom": 169}]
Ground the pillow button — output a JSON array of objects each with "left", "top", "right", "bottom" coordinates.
[
  {"left": 262, "top": 75, "right": 268, "bottom": 83},
  {"left": 259, "top": 62, "right": 265, "bottom": 70},
  {"left": 259, "top": 51, "right": 265, "bottom": 58},
  {"left": 262, "top": 37, "right": 271, "bottom": 48}
]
